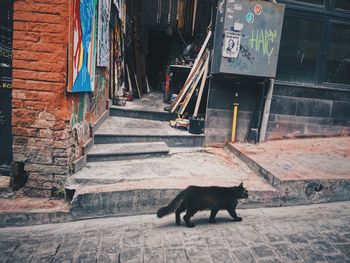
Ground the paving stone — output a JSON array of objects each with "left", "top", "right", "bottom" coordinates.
[
  {"left": 311, "top": 241, "right": 340, "bottom": 255},
  {"left": 324, "top": 232, "right": 349, "bottom": 244},
  {"left": 185, "top": 245, "right": 210, "bottom": 258},
  {"left": 205, "top": 236, "right": 226, "bottom": 248},
  {"left": 75, "top": 252, "right": 96, "bottom": 263},
  {"left": 122, "top": 229, "right": 141, "bottom": 248},
  {"left": 257, "top": 258, "right": 283, "bottom": 263},
  {"left": 30, "top": 253, "right": 54, "bottom": 263},
  {"left": 97, "top": 252, "right": 119, "bottom": 263},
  {"left": 165, "top": 248, "right": 187, "bottom": 263},
  {"left": 120, "top": 247, "right": 141, "bottom": 263},
  {"left": 189, "top": 256, "right": 213, "bottom": 263},
  {"left": 325, "top": 254, "right": 350, "bottom": 263},
  {"left": 80, "top": 237, "right": 100, "bottom": 252},
  {"left": 0, "top": 241, "right": 18, "bottom": 253},
  {"left": 296, "top": 245, "right": 327, "bottom": 263},
  {"left": 231, "top": 248, "right": 257, "bottom": 263},
  {"left": 336, "top": 244, "right": 350, "bottom": 258},
  {"left": 251, "top": 245, "right": 276, "bottom": 258},
  {"left": 286, "top": 233, "right": 309, "bottom": 244},
  {"left": 143, "top": 247, "right": 163, "bottom": 263},
  {"left": 209, "top": 248, "right": 234, "bottom": 263},
  {"left": 0, "top": 253, "right": 10, "bottom": 263},
  {"left": 143, "top": 233, "right": 162, "bottom": 248},
  {"left": 51, "top": 251, "right": 75, "bottom": 263},
  {"left": 272, "top": 243, "right": 304, "bottom": 262},
  {"left": 163, "top": 233, "right": 183, "bottom": 247},
  {"left": 101, "top": 236, "right": 121, "bottom": 253},
  {"left": 224, "top": 237, "right": 248, "bottom": 248}
]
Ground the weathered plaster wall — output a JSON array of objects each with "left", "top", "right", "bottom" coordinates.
[{"left": 12, "top": 0, "right": 109, "bottom": 197}]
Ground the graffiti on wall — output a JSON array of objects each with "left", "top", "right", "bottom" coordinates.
[
  {"left": 70, "top": 0, "right": 98, "bottom": 92},
  {"left": 97, "top": 0, "right": 111, "bottom": 67},
  {"left": 249, "top": 29, "right": 277, "bottom": 64}
]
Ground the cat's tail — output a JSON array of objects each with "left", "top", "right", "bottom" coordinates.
[{"left": 157, "top": 191, "right": 185, "bottom": 218}]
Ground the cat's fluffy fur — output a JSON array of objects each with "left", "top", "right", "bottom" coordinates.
[{"left": 157, "top": 183, "right": 248, "bottom": 227}]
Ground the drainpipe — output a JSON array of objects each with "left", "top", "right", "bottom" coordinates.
[
  {"left": 259, "top": 0, "right": 277, "bottom": 142},
  {"left": 259, "top": 78, "right": 274, "bottom": 142}
]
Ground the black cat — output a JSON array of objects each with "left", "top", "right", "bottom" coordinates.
[{"left": 157, "top": 183, "right": 248, "bottom": 227}]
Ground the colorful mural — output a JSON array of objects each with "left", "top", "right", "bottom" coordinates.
[
  {"left": 71, "top": 0, "right": 97, "bottom": 92},
  {"left": 97, "top": 0, "right": 111, "bottom": 67}
]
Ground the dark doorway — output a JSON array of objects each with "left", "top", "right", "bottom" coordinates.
[
  {"left": 146, "top": 30, "right": 172, "bottom": 91},
  {"left": 0, "top": 0, "right": 14, "bottom": 175}
]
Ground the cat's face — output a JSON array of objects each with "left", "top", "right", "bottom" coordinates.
[{"left": 237, "top": 183, "right": 249, "bottom": 199}]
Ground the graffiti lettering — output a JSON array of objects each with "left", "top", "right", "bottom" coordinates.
[
  {"left": 240, "top": 45, "right": 255, "bottom": 64},
  {"left": 249, "top": 29, "right": 277, "bottom": 64},
  {"left": 229, "top": 59, "right": 248, "bottom": 71}
]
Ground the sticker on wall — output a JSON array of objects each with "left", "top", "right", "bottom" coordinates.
[
  {"left": 218, "top": 0, "right": 225, "bottom": 14},
  {"left": 234, "top": 22, "right": 243, "bottom": 31},
  {"left": 222, "top": 31, "right": 241, "bottom": 59},
  {"left": 233, "top": 4, "right": 242, "bottom": 10},
  {"left": 246, "top": 12, "right": 254, "bottom": 23},
  {"left": 227, "top": 7, "right": 234, "bottom": 13},
  {"left": 254, "top": 4, "right": 262, "bottom": 15},
  {"left": 227, "top": 14, "right": 234, "bottom": 19},
  {"left": 228, "top": 0, "right": 235, "bottom": 3}
]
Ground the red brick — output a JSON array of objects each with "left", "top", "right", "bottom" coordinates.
[
  {"left": 12, "top": 99, "right": 24, "bottom": 108},
  {"left": 13, "top": 127, "right": 38, "bottom": 137},
  {"left": 13, "top": 60, "right": 66, "bottom": 73},
  {"left": 14, "top": 2, "right": 67, "bottom": 15},
  {"left": 13, "top": 79, "right": 65, "bottom": 92},
  {"left": 13, "top": 41, "right": 65, "bottom": 54},
  {"left": 13, "top": 69, "right": 65, "bottom": 82},
  {"left": 13, "top": 31, "right": 40, "bottom": 42},
  {"left": 24, "top": 101, "right": 47, "bottom": 111},
  {"left": 24, "top": 90, "right": 53, "bottom": 102},
  {"left": 13, "top": 50, "right": 66, "bottom": 62},
  {"left": 14, "top": 21, "right": 64, "bottom": 34},
  {"left": 14, "top": 11, "right": 64, "bottom": 24}
]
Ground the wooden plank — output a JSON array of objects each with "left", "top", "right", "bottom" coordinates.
[
  {"left": 193, "top": 52, "right": 210, "bottom": 117},
  {"left": 126, "top": 64, "right": 132, "bottom": 93},
  {"left": 170, "top": 55, "right": 205, "bottom": 113},
  {"left": 170, "top": 30, "right": 211, "bottom": 112},
  {"left": 179, "top": 54, "right": 209, "bottom": 115}
]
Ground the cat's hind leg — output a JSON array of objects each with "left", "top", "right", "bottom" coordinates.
[
  {"left": 209, "top": 209, "right": 219, "bottom": 223},
  {"left": 175, "top": 202, "right": 186, "bottom": 226},
  {"left": 183, "top": 208, "right": 198, "bottom": 228}
]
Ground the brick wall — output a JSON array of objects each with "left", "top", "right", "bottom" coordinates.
[{"left": 12, "top": 0, "right": 80, "bottom": 197}]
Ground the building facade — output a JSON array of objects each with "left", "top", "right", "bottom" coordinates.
[{"left": 205, "top": 0, "right": 350, "bottom": 143}]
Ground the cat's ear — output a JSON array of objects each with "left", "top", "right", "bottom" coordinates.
[{"left": 239, "top": 182, "right": 243, "bottom": 188}]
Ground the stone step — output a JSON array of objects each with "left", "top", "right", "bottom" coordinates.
[
  {"left": 110, "top": 106, "right": 175, "bottom": 121},
  {"left": 94, "top": 116, "right": 205, "bottom": 147},
  {"left": 86, "top": 142, "right": 169, "bottom": 162},
  {"left": 69, "top": 177, "right": 282, "bottom": 220},
  {"left": 94, "top": 134, "right": 205, "bottom": 147}
]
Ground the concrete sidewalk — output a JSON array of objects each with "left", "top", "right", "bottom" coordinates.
[
  {"left": 229, "top": 136, "right": 350, "bottom": 205},
  {"left": 0, "top": 201, "right": 349, "bottom": 263}
]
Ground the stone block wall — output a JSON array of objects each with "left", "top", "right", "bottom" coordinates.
[
  {"left": 205, "top": 77, "right": 350, "bottom": 145},
  {"left": 11, "top": 0, "right": 110, "bottom": 197}
]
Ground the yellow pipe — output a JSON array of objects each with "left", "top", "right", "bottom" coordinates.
[{"left": 231, "top": 104, "right": 238, "bottom": 143}]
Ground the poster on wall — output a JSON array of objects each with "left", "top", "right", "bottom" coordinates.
[
  {"left": 97, "top": 0, "right": 111, "bottom": 67},
  {"left": 69, "top": 0, "right": 98, "bottom": 92},
  {"left": 222, "top": 31, "right": 241, "bottom": 59}
]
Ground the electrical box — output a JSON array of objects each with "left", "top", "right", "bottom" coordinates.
[{"left": 211, "top": 0, "right": 285, "bottom": 78}]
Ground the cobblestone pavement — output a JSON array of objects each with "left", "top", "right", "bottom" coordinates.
[{"left": 1, "top": 202, "right": 350, "bottom": 263}]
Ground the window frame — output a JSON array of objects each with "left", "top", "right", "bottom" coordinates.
[{"left": 276, "top": 0, "right": 350, "bottom": 90}]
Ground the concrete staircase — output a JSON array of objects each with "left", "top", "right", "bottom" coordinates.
[{"left": 65, "top": 96, "right": 281, "bottom": 221}]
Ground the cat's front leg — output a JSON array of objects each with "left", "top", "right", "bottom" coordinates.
[{"left": 227, "top": 206, "right": 242, "bottom": 222}]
